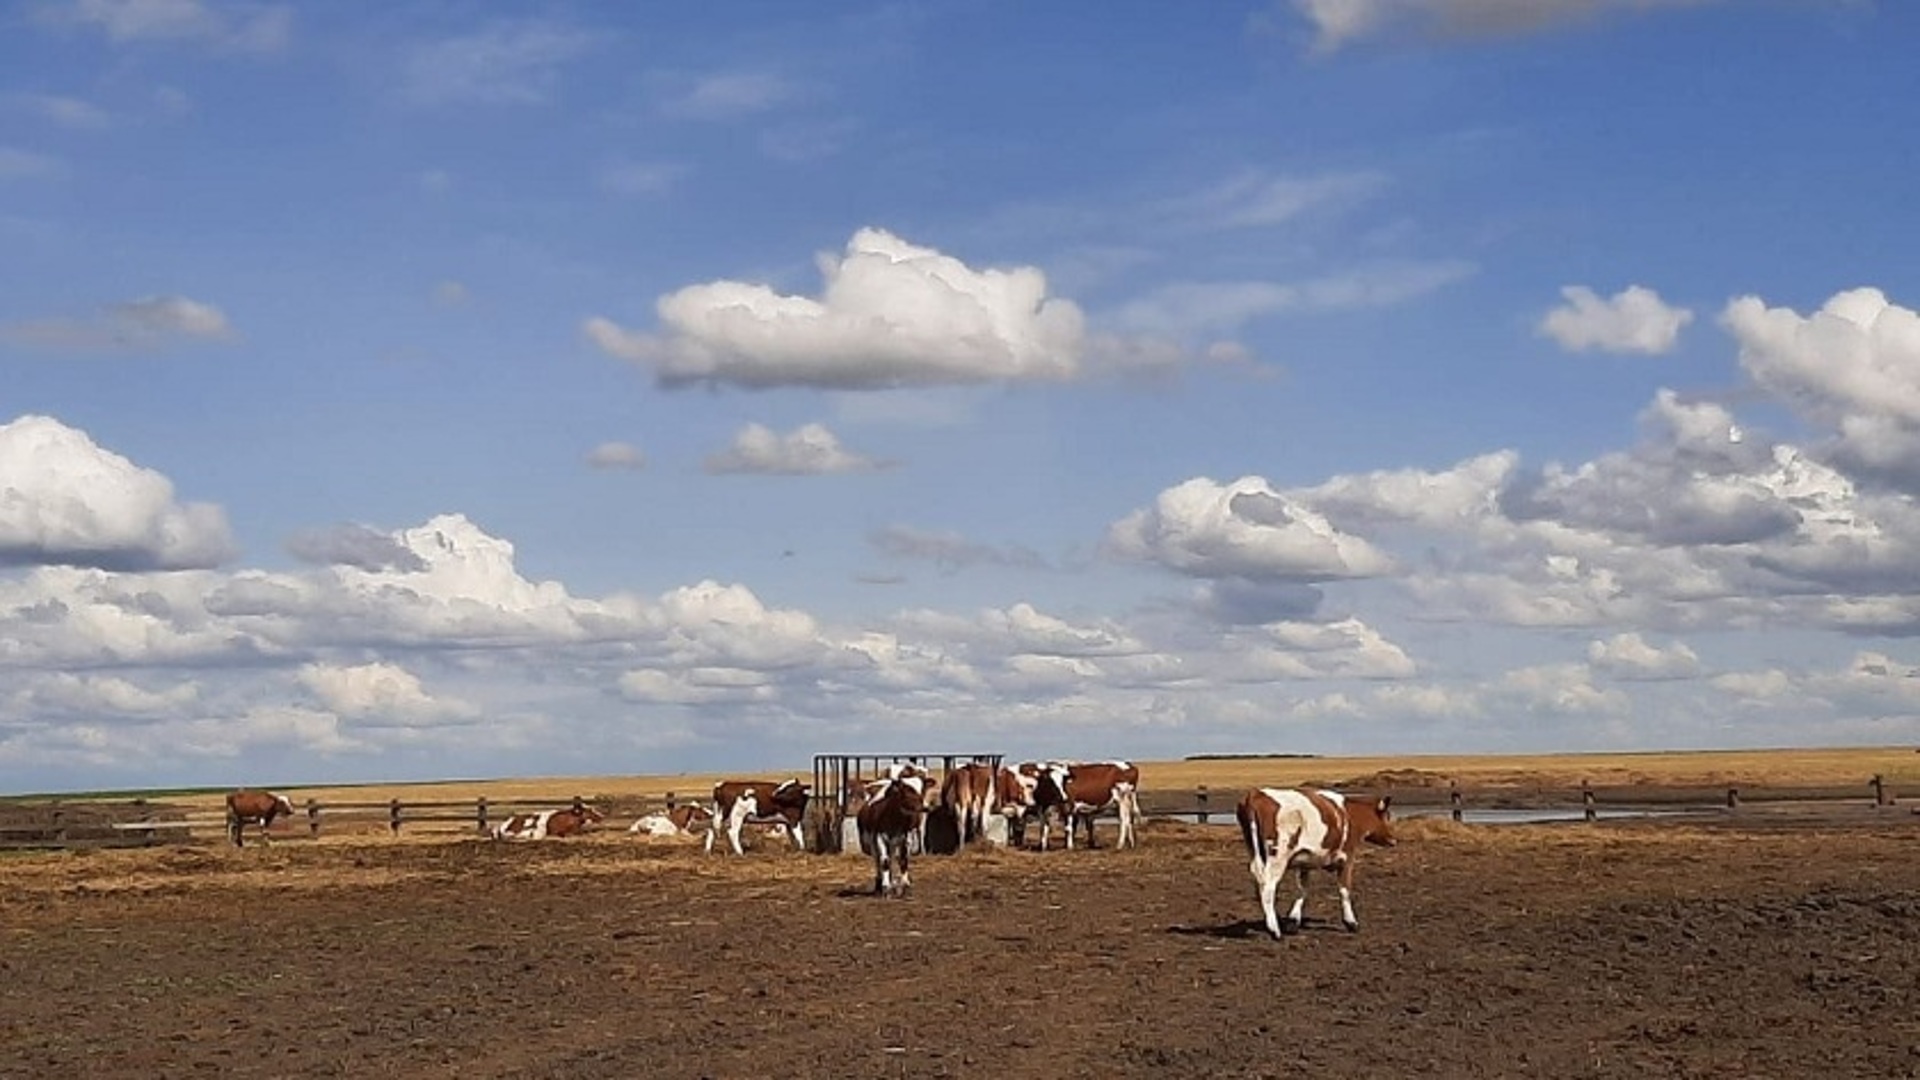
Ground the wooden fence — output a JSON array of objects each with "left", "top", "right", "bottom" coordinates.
[
  {"left": 0, "top": 792, "right": 654, "bottom": 850},
  {"left": 1, "top": 775, "right": 1912, "bottom": 851},
  {"left": 1138, "top": 774, "right": 1914, "bottom": 825}
]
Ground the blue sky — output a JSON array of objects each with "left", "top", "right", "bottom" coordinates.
[{"left": 3, "top": 0, "right": 1919, "bottom": 793}]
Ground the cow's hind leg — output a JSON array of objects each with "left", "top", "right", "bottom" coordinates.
[
  {"left": 895, "top": 838, "right": 911, "bottom": 898},
  {"left": 1337, "top": 861, "right": 1360, "bottom": 932},
  {"left": 1283, "top": 866, "right": 1310, "bottom": 933},
  {"left": 1252, "top": 857, "right": 1284, "bottom": 940}
]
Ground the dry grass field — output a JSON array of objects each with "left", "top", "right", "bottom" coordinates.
[{"left": 126, "top": 744, "right": 1920, "bottom": 819}]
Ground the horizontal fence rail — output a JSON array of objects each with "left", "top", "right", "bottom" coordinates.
[{"left": 1, "top": 774, "right": 1913, "bottom": 851}]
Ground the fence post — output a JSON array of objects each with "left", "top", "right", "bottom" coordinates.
[
  {"left": 1450, "top": 781, "right": 1463, "bottom": 823},
  {"left": 131, "top": 798, "right": 154, "bottom": 844},
  {"left": 1194, "top": 785, "right": 1210, "bottom": 825},
  {"left": 1581, "top": 780, "right": 1596, "bottom": 823},
  {"left": 572, "top": 795, "right": 585, "bottom": 816},
  {"left": 389, "top": 798, "right": 402, "bottom": 835},
  {"left": 1872, "top": 774, "right": 1889, "bottom": 808},
  {"left": 306, "top": 799, "right": 321, "bottom": 838},
  {"left": 665, "top": 791, "right": 676, "bottom": 810},
  {"left": 476, "top": 797, "right": 489, "bottom": 836},
  {"left": 1726, "top": 786, "right": 1740, "bottom": 810}
]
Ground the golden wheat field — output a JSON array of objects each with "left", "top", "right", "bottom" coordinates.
[{"left": 133, "top": 743, "right": 1920, "bottom": 817}]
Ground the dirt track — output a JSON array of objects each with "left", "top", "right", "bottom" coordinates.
[{"left": 2, "top": 812, "right": 1918, "bottom": 1079}]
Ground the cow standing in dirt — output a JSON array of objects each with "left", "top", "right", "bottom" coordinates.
[
  {"left": 226, "top": 790, "right": 297, "bottom": 848},
  {"left": 857, "top": 774, "right": 928, "bottom": 898},
  {"left": 1237, "top": 787, "right": 1396, "bottom": 939},
  {"left": 939, "top": 761, "right": 997, "bottom": 846},
  {"left": 706, "top": 779, "right": 812, "bottom": 855},
  {"left": 1057, "top": 761, "right": 1141, "bottom": 851}
]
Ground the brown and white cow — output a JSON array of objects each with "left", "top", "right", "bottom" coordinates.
[
  {"left": 993, "top": 761, "right": 1061, "bottom": 848},
  {"left": 939, "top": 761, "right": 998, "bottom": 845},
  {"left": 857, "top": 773, "right": 928, "bottom": 898},
  {"left": 225, "top": 789, "right": 297, "bottom": 847},
  {"left": 1236, "top": 787, "right": 1396, "bottom": 939},
  {"left": 491, "top": 805, "right": 606, "bottom": 841},
  {"left": 706, "top": 779, "right": 811, "bottom": 855},
  {"left": 628, "top": 803, "right": 714, "bottom": 837},
  {"left": 1055, "top": 760, "right": 1141, "bottom": 851}
]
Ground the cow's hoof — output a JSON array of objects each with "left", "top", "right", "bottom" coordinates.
[
  {"left": 1342, "top": 920, "right": 1359, "bottom": 933},
  {"left": 1280, "top": 918, "right": 1302, "bottom": 935}
]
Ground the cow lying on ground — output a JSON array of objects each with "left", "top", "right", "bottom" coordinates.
[
  {"left": 857, "top": 773, "right": 928, "bottom": 898},
  {"left": 491, "top": 805, "right": 605, "bottom": 841},
  {"left": 226, "top": 789, "right": 297, "bottom": 848},
  {"left": 706, "top": 779, "right": 811, "bottom": 855},
  {"left": 628, "top": 804, "right": 714, "bottom": 837},
  {"left": 1236, "top": 787, "right": 1395, "bottom": 939}
]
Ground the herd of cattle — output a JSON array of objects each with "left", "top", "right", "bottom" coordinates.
[{"left": 223, "top": 759, "right": 1398, "bottom": 939}]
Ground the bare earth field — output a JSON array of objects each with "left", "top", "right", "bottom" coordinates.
[{"left": 3, "top": 806, "right": 1919, "bottom": 1079}]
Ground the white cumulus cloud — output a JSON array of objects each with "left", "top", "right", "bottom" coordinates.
[
  {"left": 1587, "top": 632, "right": 1701, "bottom": 679},
  {"left": 1539, "top": 284, "right": 1693, "bottom": 355},
  {"left": 0, "top": 414, "right": 234, "bottom": 570},
  {"left": 1108, "top": 475, "right": 1396, "bottom": 581},
  {"left": 585, "top": 228, "right": 1093, "bottom": 389},
  {"left": 703, "top": 422, "right": 890, "bottom": 475}
]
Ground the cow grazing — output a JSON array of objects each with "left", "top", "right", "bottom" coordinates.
[
  {"left": 491, "top": 805, "right": 605, "bottom": 841},
  {"left": 629, "top": 804, "right": 713, "bottom": 837},
  {"left": 226, "top": 789, "right": 297, "bottom": 847},
  {"left": 1237, "top": 788, "right": 1396, "bottom": 939},
  {"left": 939, "top": 761, "right": 998, "bottom": 845},
  {"left": 857, "top": 774, "right": 928, "bottom": 898},
  {"left": 706, "top": 779, "right": 811, "bottom": 855},
  {"left": 1056, "top": 761, "right": 1141, "bottom": 851}
]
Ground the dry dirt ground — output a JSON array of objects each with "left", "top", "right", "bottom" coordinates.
[{"left": 2, "top": 811, "right": 1918, "bottom": 1079}]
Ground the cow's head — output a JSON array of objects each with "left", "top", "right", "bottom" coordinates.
[
  {"left": 1350, "top": 794, "right": 1397, "bottom": 847},
  {"left": 274, "top": 794, "right": 296, "bottom": 817}
]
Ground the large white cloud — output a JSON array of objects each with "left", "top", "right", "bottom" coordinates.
[
  {"left": 0, "top": 415, "right": 234, "bottom": 570},
  {"left": 1539, "top": 284, "right": 1693, "bottom": 355},
  {"left": 585, "top": 228, "right": 1092, "bottom": 389},
  {"left": 1109, "top": 475, "right": 1396, "bottom": 581},
  {"left": 1724, "top": 288, "right": 1920, "bottom": 489}
]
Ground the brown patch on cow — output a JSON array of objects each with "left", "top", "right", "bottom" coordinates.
[
  {"left": 666, "top": 804, "right": 712, "bottom": 833},
  {"left": 1343, "top": 793, "right": 1397, "bottom": 848},
  {"left": 1235, "top": 789, "right": 1281, "bottom": 860}
]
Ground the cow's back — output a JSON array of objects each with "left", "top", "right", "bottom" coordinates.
[{"left": 1254, "top": 787, "right": 1347, "bottom": 859}]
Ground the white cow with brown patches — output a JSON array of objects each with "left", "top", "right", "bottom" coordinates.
[
  {"left": 705, "top": 779, "right": 811, "bottom": 855},
  {"left": 628, "top": 804, "right": 713, "bottom": 837},
  {"left": 1236, "top": 787, "right": 1396, "bottom": 939}
]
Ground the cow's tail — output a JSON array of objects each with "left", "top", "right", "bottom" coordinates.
[{"left": 1239, "top": 804, "right": 1263, "bottom": 867}]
